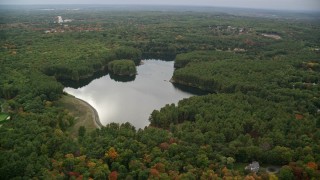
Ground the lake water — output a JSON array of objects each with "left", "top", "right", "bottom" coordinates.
[{"left": 64, "top": 60, "right": 203, "bottom": 129}]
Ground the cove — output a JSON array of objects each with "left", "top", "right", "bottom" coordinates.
[{"left": 64, "top": 60, "right": 204, "bottom": 129}]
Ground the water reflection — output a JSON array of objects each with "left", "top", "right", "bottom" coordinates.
[
  {"left": 172, "top": 83, "right": 209, "bottom": 96},
  {"left": 109, "top": 73, "right": 136, "bottom": 82},
  {"left": 64, "top": 60, "right": 203, "bottom": 129},
  {"left": 60, "top": 70, "right": 108, "bottom": 89}
]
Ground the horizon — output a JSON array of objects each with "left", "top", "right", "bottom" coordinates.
[
  {"left": 1, "top": 0, "right": 319, "bottom": 12},
  {"left": 1, "top": 4, "right": 320, "bottom": 13}
]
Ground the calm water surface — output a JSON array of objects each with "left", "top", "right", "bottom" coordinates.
[{"left": 64, "top": 60, "right": 200, "bottom": 129}]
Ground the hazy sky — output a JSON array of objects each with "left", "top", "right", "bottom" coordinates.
[{"left": 1, "top": 0, "right": 319, "bottom": 11}]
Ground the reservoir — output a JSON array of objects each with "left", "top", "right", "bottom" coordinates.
[{"left": 64, "top": 60, "right": 203, "bottom": 129}]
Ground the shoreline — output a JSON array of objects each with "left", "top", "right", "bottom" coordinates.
[
  {"left": 75, "top": 97, "right": 103, "bottom": 129},
  {"left": 68, "top": 94, "right": 103, "bottom": 129}
]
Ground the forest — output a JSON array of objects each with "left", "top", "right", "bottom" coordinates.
[{"left": 0, "top": 5, "right": 320, "bottom": 179}]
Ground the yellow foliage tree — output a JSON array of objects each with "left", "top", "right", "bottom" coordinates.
[
  {"left": 105, "top": 147, "right": 118, "bottom": 160},
  {"left": 64, "top": 154, "right": 74, "bottom": 160},
  {"left": 87, "top": 161, "right": 96, "bottom": 168},
  {"left": 269, "top": 173, "right": 279, "bottom": 180}
]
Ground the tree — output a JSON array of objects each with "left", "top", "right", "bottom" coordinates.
[
  {"left": 108, "top": 60, "right": 137, "bottom": 76},
  {"left": 105, "top": 147, "right": 119, "bottom": 161},
  {"left": 267, "top": 146, "right": 293, "bottom": 165},
  {"left": 226, "top": 157, "right": 235, "bottom": 169},
  {"left": 78, "top": 126, "right": 86, "bottom": 137},
  {"left": 278, "top": 166, "right": 294, "bottom": 180},
  {"left": 109, "top": 171, "right": 118, "bottom": 180},
  {"left": 306, "top": 162, "right": 318, "bottom": 170}
]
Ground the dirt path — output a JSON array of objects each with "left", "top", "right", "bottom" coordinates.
[{"left": 58, "top": 94, "right": 102, "bottom": 137}]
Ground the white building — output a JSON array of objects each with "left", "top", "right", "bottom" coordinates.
[
  {"left": 56, "top": 16, "right": 63, "bottom": 24},
  {"left": 245, "top": 161, "right": 260, "bottom": 173},
  {"left": 64, "top": 19, "right": 73, "bottom": 23}
]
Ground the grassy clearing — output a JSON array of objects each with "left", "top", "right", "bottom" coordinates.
[
  {"left": 57, "top": 94, "right": 99, "bottom": 138},
  {"left": 233, "top": 163, "right": 247, "bottom": 173},
  {"left": 0, "top": 113, "right": 9, "bottom": 122}
]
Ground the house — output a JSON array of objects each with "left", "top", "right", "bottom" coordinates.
[
  {"left": 55, "top": 16, "right": 63, "bottom": 24},
  {"left": 245, "top": 161, "right": 260, "bottom": 173},
  {"left": 64, "top": 19, "right": 73, "bottom": 23}
]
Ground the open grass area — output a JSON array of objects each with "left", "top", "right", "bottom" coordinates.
[
  {"left": 0, "top": 113, "right": 9, "bottom": 122},
  {"left": 233, "top": 163, "right": 247, "bottom": 173},
  {"left": 57, "top": 94, "right": 99, "bottom": 138}
]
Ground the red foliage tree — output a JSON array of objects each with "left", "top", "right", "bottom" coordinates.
[
  {"left": 150, "top": 168, "right": 160, "bottom": 178},
  {"left": 109, "top": 171, "right": 118, "bottom": 180},
  {"left": 159, "top": 142, "right": 169, "bottom": 151}
]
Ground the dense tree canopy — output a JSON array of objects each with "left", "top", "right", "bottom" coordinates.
[
  {"left": 108, "top": 60, "right": 137, "bottom": 76},
  {"left": 0, "top": 6, "right": 319, "bottom": 179}
]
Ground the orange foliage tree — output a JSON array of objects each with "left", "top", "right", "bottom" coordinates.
[
  {"left": 153, "top": 162, "right": 166, "bottom": 173},
  {"left": 105, "top": 147, "right": 118, "bottom": 160},
  {"left": 307, "top": 162, "right": 318, "bottom": 170}
]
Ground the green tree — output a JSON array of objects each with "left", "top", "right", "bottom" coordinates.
[
  {"left": 78, "top": 126, "right": 86, "bottom": 137},
  {"left": 278, "top": 166, "right": 294, "bottom": 180}
]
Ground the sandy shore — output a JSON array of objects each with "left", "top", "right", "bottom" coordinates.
[
  {"left": 75, "top": 97, "right": 103, "bottom": 129},
  {"left": 58, "top": 94, "right": 103, "bottom": 137}
]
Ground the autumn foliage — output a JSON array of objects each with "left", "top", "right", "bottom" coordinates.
[
  {"left": 1, "top": 8, "right": 320, "bottom": 180},
  {"left": 150, "top": 168, "right": 160, "bottom": 178},
  {"left": 105, "top": 147, "right": 118, "bottom": 160},
  {"left": 307, "top": 162, "right": 318, "bottom": 170},
  {"left": 153, "top": 162, "right": 166, "bottom": 173},
  {"left": 108, "top": 171, "right": 118, "bottom": 180},
  {"left": 159, "top": 142, "right": 169, "bottom": 151}
]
